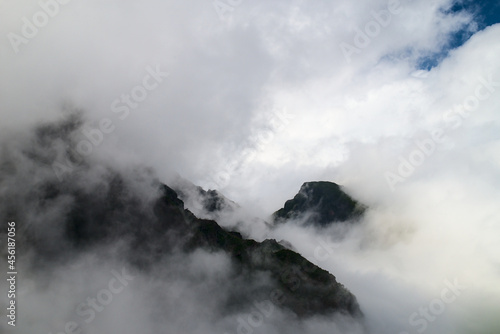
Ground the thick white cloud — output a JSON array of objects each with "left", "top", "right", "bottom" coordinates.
[{"left": 1, "top": 0, "right": 499, "bottom": 333}]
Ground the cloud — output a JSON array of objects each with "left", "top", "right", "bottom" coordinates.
[{"left": 1, "top": 0, "right": 499, "bottom": 333}]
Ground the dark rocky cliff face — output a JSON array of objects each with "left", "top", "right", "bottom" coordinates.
[
  {"left": 273, "top": 181, "right": 366, "bottom": 227},
  {"left": 4, "top": 174, "right": 362, "bottom": 319},
  {"left": 150, "top": 185, "right": 361, "bottom": 316},
  {"left": 156, "top": 184, "right": 362, "bottom": 317}
]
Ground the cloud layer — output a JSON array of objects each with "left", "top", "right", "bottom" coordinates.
[{"left": 1, "top": 0, "right": 499, "bottom": 333}]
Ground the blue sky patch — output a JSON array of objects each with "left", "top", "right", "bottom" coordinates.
[{"left": 417, "top": 0, "right": 500, "bottom": 70}]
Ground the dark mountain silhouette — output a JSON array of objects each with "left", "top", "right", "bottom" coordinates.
[
  {"left": 156, "top": 184, "right": 362, "bottom": 317},
  {"left": 0, "top": 115, "right": 363, "bottom": 323},
  {"left": 273, "top": 181, "right": 366, "bottom": 227}
]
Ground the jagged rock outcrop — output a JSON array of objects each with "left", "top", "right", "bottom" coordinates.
[
  {"left": 273, "top": 181, "right": 366, "bottom": 227},
  {"left": 8, "top": 177, "right": 362, "bottom": 318},
  {"left": 153, "top": 184, "right": 363, "bottom": 317},
  {"left": 170, "top": 175, "right": 239, "bottom": 215}
]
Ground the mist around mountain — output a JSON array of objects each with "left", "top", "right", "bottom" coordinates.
[
  {"left": 0, "top": 114, "right": 367, "bottom": 334},
  {"left": 2, "top": 1, "right": 500, "bottom": 333}
]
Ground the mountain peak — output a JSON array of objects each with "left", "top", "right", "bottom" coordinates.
[{"left": 273, "top": 181, "right": 365, "bottom": 226}]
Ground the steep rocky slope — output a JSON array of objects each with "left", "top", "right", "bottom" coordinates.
[{"left": 273, "top": 181, "right": 366, "bottom": 227}]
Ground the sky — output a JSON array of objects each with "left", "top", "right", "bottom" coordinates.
[
  {"left": 417, "top": 0, "right": 500, "bottom": 69},
  {"left": 1, "top": 0, "right": 500, "bottom": 333}
]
